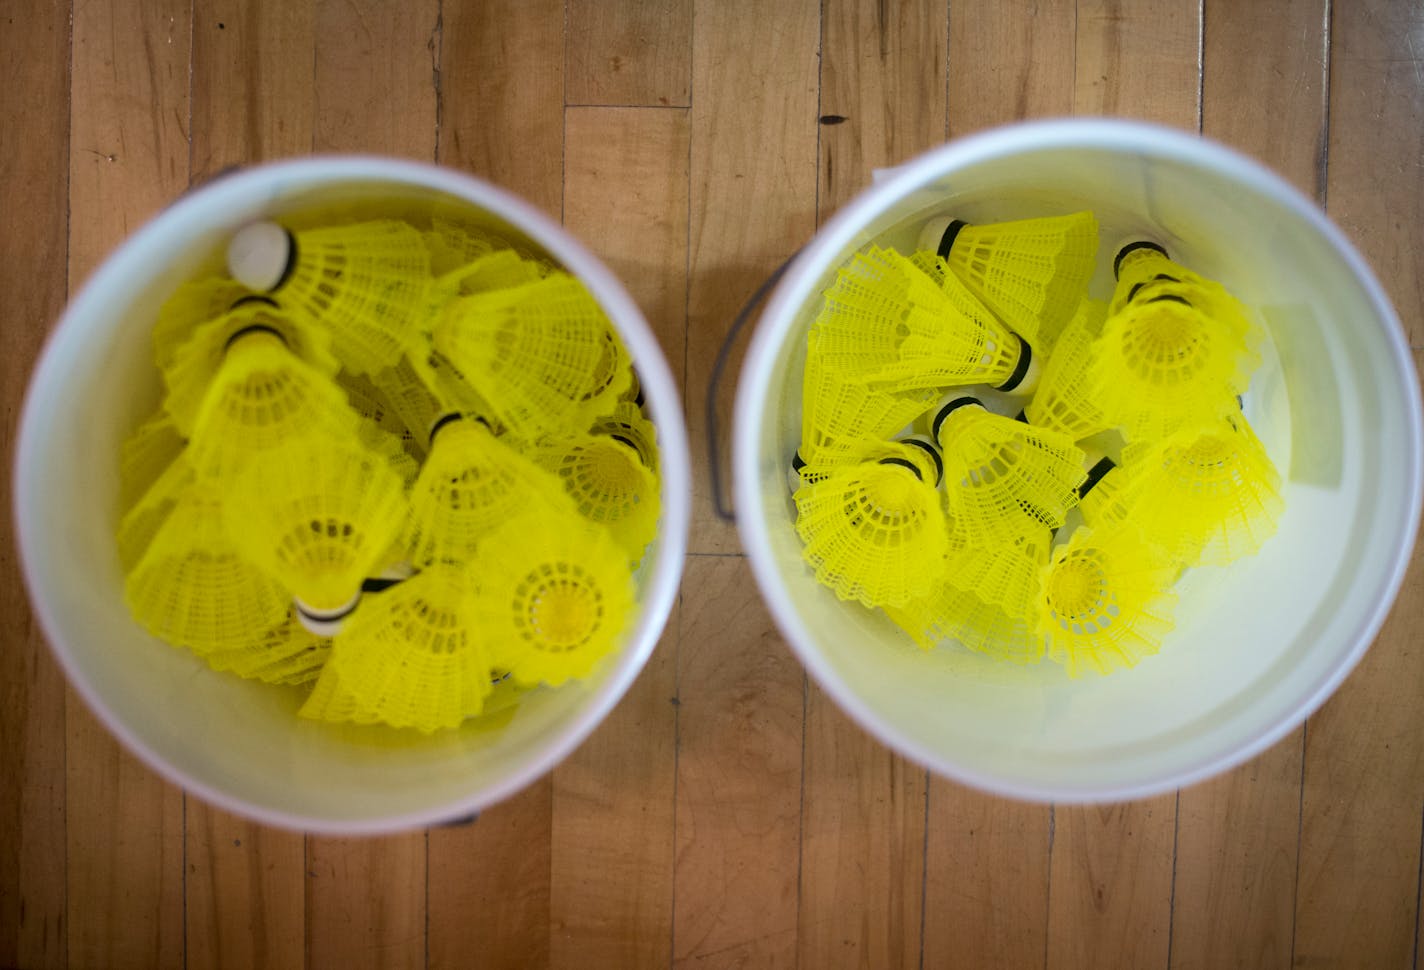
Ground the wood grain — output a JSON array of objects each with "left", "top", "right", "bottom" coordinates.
[
  {"left": 305, "top": 9, "right": 438, "bottom": 967},
  {"left": 438, "top": 0, "right": 565, "bottom": 217},
  {"left": 305, "top": 835, "right": 427, "bottom": 970},
  {"left": 185, "top": 807, "right": 304, "bottom": 970},
  {"left": 563, "top": 106, "right": 691, "bottom": 375},
  {"left": 684, "top": 0, "right": 820, "bottom": 553},
  {"left": 1046, "top": 797, "right": 1177, "bottom": 970},
  {"left": 566, "top": 0, "right": 692, "bottom": 108},
  {"left": 190, "top": 0, "right": 317, "bottom": 179},
  {"left": 795, "top": 6, "right": 943, "bottom": 967},
  {"left": 64, "top": 0, "right": 192, "bottom": 966},
  {"left": 818, "top": 0, "right": 948, "bottom": 213},
  {"left": 0, "top": 3, "right": 71, "bottom": 966},
  {"left": 180, "top": 4, "right": 319, "bottom": 966},
  {"left": 313, "top": 0, "right": 439, "bottom": 157},
  {"left": 1168, "top": 3, "right": 1328, "bottom": 968},
  {"left": 673, "top": 557, "right": 803, "bottom": 968},
  {"left": 551, "top": 106, "right": 689, "bottom": 970},
  {"left": 924, "top": 784, "right": 1051, "bottom": 968},
  {"left": 1073, "top": 0, "right": 1202, "bottom": 127},
  {"left": 1292, "top": 0, "right": 1424, "bottom": 963},
  {"left": 427, "top": 784, "right": 553, "bottom": 970},
  {"left": 947, "top": 0, "right": 1076, "bottom": 138}
]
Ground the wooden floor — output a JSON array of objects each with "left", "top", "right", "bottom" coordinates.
[{"left": 3, "top": 0, "right": 1423, "bottom": 967}]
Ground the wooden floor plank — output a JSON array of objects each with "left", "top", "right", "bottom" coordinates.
[
  {"left": 64, "top": 0, "right": 192, "bottom": 966},
  {"left": 185, "top": 807, "right": 305, "bottom": 970},
  {"left": 190, "top": 0, "right": 318, "bottom": 179},
  {"left": 947, "top": 0, "right": 1076, "bottom": 137},
  {"left": 181, "top": 5, "right": 317, "bottom": 968},
  {"left": 1292, "top": 0, "right": 1424, "bottom": 963},
  {"left": 1168, "top": 3, "right": 1328, "bottom": 968},
  {"left": 920, "top": 6, "right": 1074, "bottom": 967},
  {"left": 305, "top": 835, "right": 427, "bottom": 970},
  {"left": 303, "top": 6, "right": 438, "bottom": 966},
  {"left": 565, "top": 0, "right": 692, "bottom": 108},
  {"left": 550, "top": 105, "right": 689, "bottom": 970},
  {"left": 795, "top": 4, "right": 944, "bottom": 967},
  {"left": 313, "top": 0, "right": 439, "bottom": 157},
  {"left": 684, "top": 0, "right": 820, "bottom": 554},
  {"left": 1047, "top": 797, "right": 1178, "bottom": 970},
  {"left": 673, "top": 557, "right": 803, "bottom": 968},
  {"left": 438, "top": 0, "right": 565, "bottom": 217},
  {"left": 0, "top": 1, "right": 71, "bottom": 966},
  {"left": 1073, "top": 0, "right": 1201, "bottom": 128},
  {"left": 427, "top": 785, "right": 554, "bottom": 970},
  {"left": 1046, "top": 9, "right": 1202, "bottom": 968},
  {"left": 427, "top": 5, "right": 566, "bottom": 966},
  {"left": 924, "top": 784, "right": 1051, "bottom": 968}
]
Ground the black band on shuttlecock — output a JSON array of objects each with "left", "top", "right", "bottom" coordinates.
[
  {"left": 931, "top": 396, "right": 983, "bottom": 442},
  {"left": 228, "top": 294, "right": 280, "bottom": 311},
  {"left": 295, "top": 596, "right": 361, "bottom": 623},
  {"left": 1113, "top": 240, "right": 1170, "bottom": 279},
  {"left": 428, "top": 412, "right": 464, "bottom": 442},
  {"left": 899, "top": 437, "right": 944, "bottom": 487},
  {"left": 270, "top": 227, "right": 299, "bottom": 292},
  {"left": 877, "top": 455, "right": 924, "bottom": 480},
  {"left": 937, "top": 219, "right": 969, "bottom": 260},
  {"left": 359, "top": 576, "right": 405, "bottom": 594},
  {"left": 610, "top": 433, "right": 639, "bottom": 452},
  {"left": 1078, "top": 457, "right": 1117, "bottom": 499},
  {"left": 1014, "top": 409, "right": 1029, "bottom": 423},
  {"left": 791, "top": 451, "right": 807, "bottom": 473},
  {"left": 994, "top": 336, "right": 1034, "bottom": 392},
  {"left": 223, "top": 323, "right": 288, "bottom": 352}
]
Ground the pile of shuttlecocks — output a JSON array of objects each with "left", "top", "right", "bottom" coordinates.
[
  {"left": 118, "top": 215, "right": 659, "bottom": 732},
  {"left": 793, "top": 213, "right": 1282, "bottom": 676}
]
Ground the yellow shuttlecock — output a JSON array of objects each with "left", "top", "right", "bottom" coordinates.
[
  {"left": 152, "top": 276, "right": 251, "bottom": 370},
  {"left": 794, "top": 440, "right": 949, "bottom": 608},
  {"left": 223, "top": 435, "right": 409, "bottom": 617},
  {"left": 432, "top": 272, "right": 631, "bottom": 439},
  {"left": 404, "top": 416, "right": 571, "bottom": 566},
  {"left": 800, "top": 328, "right": 941, "bottom": 468},
  {"left": 1022, "top": 299, "right": 1112, "bottom": 440},
  {"left": 1040, "top": 524, "right": 1178, "bottom": 677},
  {"left": 918, "top": 211, "right": 1099, "bottom": 345},
  {"left": 811, "top": 246, "right": 1035, "bottom": 393},
  {"left": 204, "top": 612, "right": 332, "bottom": 686},
  {"left": 1117, "top": 415, "right": 1283, "bottom": 567},
  {"left": 1111, "top": 242, "right": 1256, "bottom": 344},
  {"left": 932, "top": 397, "right": 1086, "bottom": 543},
  {"left": 535, "top": 432, "right": 660, "bottom": 565},
  {"left": 125, "top": 493, "right": 290, "bottom": 655},
  {"left": 1089, "top": 289, "right": 1259, "bottom": 442},
  {"left": 473, "top": 511, "right": 637, "bottom": 687},
  {"left": 591, "top": 400, "right": 659, "bottom": 473},
  {"left": 117, "top": 455, "right": 194, "bottom": 572},
  {"left": 187, "top": 330, "right": 363, "bottom": 480},
  {"left": 336, "top": 370, "right": 423, "bottom": 453},
  {"left": 119, "top": 410, "right": 186, "bottom": 513},
  {"left": 436, "top": 247, "right": 548, "bottom": 297},
  {"left": 226, "top": 219, "right": 432, "bottom": 375},
  {"left": 316, "top": 566, "right": 493, "bottom": 732},
  {"left": 162, "top": 298, "right": 341, "bottom": 436}
]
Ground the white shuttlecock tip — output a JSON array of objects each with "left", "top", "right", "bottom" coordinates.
[
  {"left": 294, "top": 591, "right": 362, "bottom": 637},
  {"left": 227, "top": 221, "right": 293, "bottom": 292},
  {"left": 916, "top": 216, "right": 957, "bottom": 257}
]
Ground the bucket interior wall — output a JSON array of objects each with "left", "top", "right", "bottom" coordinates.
[
  {"left": 746, "top": 139, "right": 1418, "bottom": 798},
  {"left": 19, "top": 170, "right": 685, "bottom": 827}
]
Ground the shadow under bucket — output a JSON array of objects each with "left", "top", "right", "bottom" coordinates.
[{"left": 732, "top": 119, "right": 1423, "bottom": 802}]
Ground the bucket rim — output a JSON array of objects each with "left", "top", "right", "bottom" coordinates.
[
  {"left": 13, "top": 154, "right": 692, "bottom": 834},
  {"left": 732, "top": 117, "right": 1424, "bottom": 803}
]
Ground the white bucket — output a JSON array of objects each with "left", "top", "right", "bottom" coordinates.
[
  {"left": 13, "top": 157, "right": 691, "bottom": 833},
  {"left": 733, "top": 119, "right": 1423, "bottom": 802}
]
